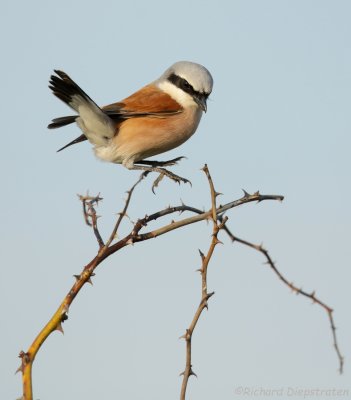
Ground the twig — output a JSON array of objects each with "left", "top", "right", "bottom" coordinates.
[
  {"left": 78, "top": 193, "right": 104, "bottom": 248},
  {"left": 78, "top": 193, "right": 103, "bottom": 227},
  {"left": 103, "top": 172, "right": 148, "bottom": 250},
  {"left": 121, "top": 191, "right": 283, "bottom": 246},
  {"left": 221, "top": 224, "right": 344, "bottom": 374},
  {"left": 179, "top": 165, "right": 227, "bottom": 400}
]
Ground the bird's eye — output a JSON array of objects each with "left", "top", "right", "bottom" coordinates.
[{"left": 182, "top": 80, "right": 191, "bottom": 89}]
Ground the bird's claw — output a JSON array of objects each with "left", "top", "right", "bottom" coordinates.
[{"left": 151, "top": 170, "right": 191, "bottom": 193}]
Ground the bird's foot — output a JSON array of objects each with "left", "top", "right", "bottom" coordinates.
[
  {"left": 151, "top": 170, "right": 191, "bottom": 193},
  {"left": 130, "top": 163, "right": 191, "bottom": 193}
]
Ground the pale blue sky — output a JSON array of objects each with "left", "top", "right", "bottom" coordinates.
[{"left": 1, "top": 1, "right": 350, "bottom": 399}]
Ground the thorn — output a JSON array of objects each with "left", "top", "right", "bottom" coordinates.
[
  {"left": 179, "top": 329, "right": 191, "bottom": 340},
  {"left": 219, "top": 216, "right": 229, "bottom": 228},
  {"left": 258, "top": 243, "right": 264, "bottom": 251},
  {"left": 196, "top": 268, "right": 203, "bottom": 274},
  {"left": 126, "top": 238, "right": 134, "bottom": 245},
  {"left": 213, "top": 237, "right": 223, "bottom": 245},
  {"left": 242, "top": 189, "right": 250, "bottom": 198},
  {"left": 183, "top": 329, "right": 191, "bottom": 341},
  {"left": 214, "top": 191, "right": 222, "bottom": 197},
  {"left": 15, "top": 352, "right": 27, "bottom": 374},
  {"left": 117, "top": 212, "right": 130, "bottom": 220},
  {"left": 56, "top": 323, "right": 64, "bottom": 334},
  {"left": 62, "top": 304, "right": 69, "bottom": 314},
  {"left": 73, "top": 274, "right": 81, "bottom": 281},
  {"left": 18, "top": 351, "right": 30, "bottom": 362},
  {"left": 189, "top": 367, "right": 198, "bottom": 378},
  {"left": 15, "top": 365, "right": 23, "bottom": 375},
  {"left": 253, "top": 190, "right": 260, "bottom": 196},
  {"left": 198, "top": 249, "right": 205, "bottom": 260},
  {"left": 179, "top": 371, "right": 185, "bottom": 377}
]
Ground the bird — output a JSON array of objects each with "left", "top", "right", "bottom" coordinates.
[{"left": 48, "top": 61, "right": 213, "bottom": 188}]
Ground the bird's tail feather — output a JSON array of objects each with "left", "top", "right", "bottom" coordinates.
[
  {"left": 56, "top": 134, "right": 87, "bottom": 152},
  {"left": 48, "top": 70, "right": 99, "bottom": 112},
  {"left": 48, "top": 115, "right": 77, "bottom": 129}
]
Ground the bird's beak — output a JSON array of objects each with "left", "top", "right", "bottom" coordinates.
[{"left": 194, "top": 93, "right": 207, "bottom": 113}]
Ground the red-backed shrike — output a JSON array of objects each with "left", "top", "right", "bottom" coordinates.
[{"left": 48, "top": 61, "right": 213, "bottom": 185}]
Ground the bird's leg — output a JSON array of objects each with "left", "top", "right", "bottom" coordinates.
[
  {"left": 127, "top": 164, "right": 191, "bottom": 192},
  {"left": 136, "top": 156, "right": 186, "bottom": 167}
]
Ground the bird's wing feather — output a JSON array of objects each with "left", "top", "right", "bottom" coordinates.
[{"left": 102, "top": 84, "right": 182, "bottom": 118}]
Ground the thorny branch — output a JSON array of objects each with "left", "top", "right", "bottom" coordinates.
[
  {"left": 17, "top": 166, "right": 343, "bottom": 400},
  {"left": 221, "top": 223, "right": 344, "bottom": 374},
  {"left": 179, "top": 165, "right": 227, "bottom": 400},
  {"left": 78, "top": 193, "right": 104, "bottom": 248}
]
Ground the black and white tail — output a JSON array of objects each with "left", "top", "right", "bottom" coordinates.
[
  {"left": 49, "top": 70, "right": 99, "bottom": 112},
  {"left": 48, "top": 70, "right": 115, "bottom": 150}
]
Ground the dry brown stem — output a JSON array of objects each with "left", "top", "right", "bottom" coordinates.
[
  {"left": 78, "top": 193, "right": 104, "bottom": 247},
  {"left": 221, "top": 223, "right": 344, "bottom": 374},
  {"left": 179, "top": 165, "right": 227, "bottom": 400}
]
